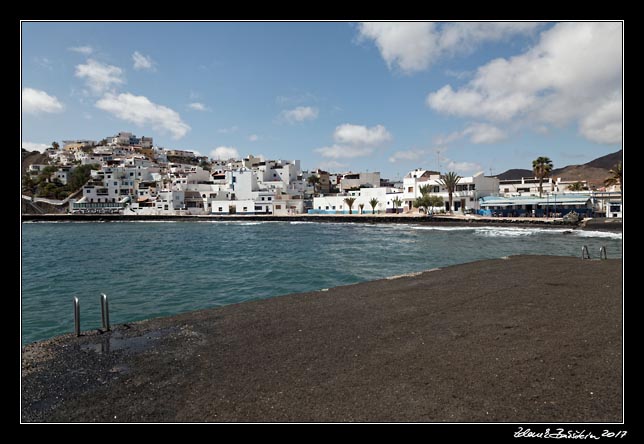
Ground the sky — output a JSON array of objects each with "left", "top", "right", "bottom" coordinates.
[{"left": 21, "top": 21, "right": 623, "bottom": 180}]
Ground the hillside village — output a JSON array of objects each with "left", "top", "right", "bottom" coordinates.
[{"left": 22, "top": 131, "right": 623, "bottom": 218}]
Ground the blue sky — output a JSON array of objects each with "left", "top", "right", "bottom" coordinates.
[{"left": 21, "top": 21, "right": 622, "bottom": 180}]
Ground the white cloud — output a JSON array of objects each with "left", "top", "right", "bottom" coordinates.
[
  {"left": 75, "top": 59, "right": 125, "bottom": 94},
  {"left": 314, "top": 144, "right": 375, "bottom": 159},
  {"left": 132, "top": 51, "right": 156, "bottom": 71},
  {"left": 33, "top": 57, "right": 53, "bottom": 70},
  {"left": 95, "top": 92, "right": 190, "bottom": 139},
  {"left": 218, "top": 126, "right": 239, "bottom": 134},
  {"left": 357, "top": 22, "right": 541, "bottom": 74},
  {"left": 317, "top": 160, "right": 349, "bottom": 171},
  {"left": 444, "top": 158, "right": 483, "bottom": 174},
  {"left": 210, "top": 146, "right": 240, "bottom": 160},
  {"left": 68, "top": 46, "right": 94, "bottom": 55},
  {"left": 188, "top": 102, "right": 210, "bottom": 112},
  {"left": 463, "top": 123, "right": 507, "bottom": 144},
  {"left": 333, "top": 124, "right": 392, "bottom": 146},
  {"left": 435, "top": 123, "right": 507, "bottom": 146},
  {"left": 579, "top": 93, "right": 622, "bottom": 144},
  {"left": 22, "top": 88, "right": 64, "bottom": 114},
  {"left": 22, "top": 141, "right": 50, "bottom": 152},
  {"left": 315, "top": 123, "right": 393, "bottom": 159},
  {"left": 248, "top": 134, "right": 259, "bottom": 142},
  {"left": 426, "top": 22, "right": 622, "bottom": 144},
  {"left": 281, "top": 106, "right": 318, "bottom": 123},
  {"left": 388, "top": 149, "right": 428, "bottom": 163}
]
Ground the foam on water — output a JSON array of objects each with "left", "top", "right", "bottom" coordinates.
[{"left": 21, "top": 220, "right": 622, "bottom": 345}]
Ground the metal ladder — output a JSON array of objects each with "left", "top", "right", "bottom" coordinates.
[{"left": 581, "top": 245, "right": 607, "bottom": 260}]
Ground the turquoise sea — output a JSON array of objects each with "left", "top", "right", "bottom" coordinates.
[{"left": 21, "top": 221, "right": 622, "bottom": 345}]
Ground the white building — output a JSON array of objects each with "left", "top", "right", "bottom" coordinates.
[
  {"left": 339, "top": 172, "right": 381, "bottom": 192},
  {"left": 311, "top": 187, "right": 404, "bottom": 214},
  {"left": 499, "top": 177, "right": 589, "bottom": 196},
  {"left": 605, "top": 201, "right": 622, "bottom": 218},
  {"left": 402, "top": 169, "right": 499, "bottom": 213}
]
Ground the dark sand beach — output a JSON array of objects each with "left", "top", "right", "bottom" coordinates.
[{"left": 21, "top": 255, "right": 622, "bottom": 423}]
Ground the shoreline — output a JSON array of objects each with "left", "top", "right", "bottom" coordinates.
[
  {"left": 22, "top": 255, "right": 623, "bottom": 423},
  {"left": 21, "top": 213, "right": 623, "bottom": 231}
]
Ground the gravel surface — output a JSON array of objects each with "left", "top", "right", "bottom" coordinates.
[{"left": 21, "top": 255, "right": 623, "bottom": 423}]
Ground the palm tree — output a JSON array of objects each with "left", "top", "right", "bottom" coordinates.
[
  {"left": 418, "top": 184, "right": 431, "bottom": 196},
  {"left": 51, "top": 141, "right": 60, "bottom": 150},
  {"left": 344, "top": 197, "right": 356, "bottom": 215},
  {"left": 437, "top": 172, "right": 461, "bottom": 214},
  {"left": 604, "top": 161, "right": 622, "bottom": 202},
  {"left": 568, "top": 181, "right": 585, "bottom": 192},
  {"left": 358, "top": 203, "right": 365, "bottom": 214},
  {"left": 368, "top": 198, "right": 379, "bottom": 214},
  {"left": 392, "top": 196, "right": 403, "bottom": 214},
  {"left": 532, "top": 157, "right": 553, "bottom": 197}
]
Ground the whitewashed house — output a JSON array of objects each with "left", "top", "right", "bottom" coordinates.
[{"left": 403, "top": 169, "right": 499, "bottom": 213}]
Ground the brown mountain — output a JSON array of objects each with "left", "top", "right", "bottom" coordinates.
[{"left": 495, "top": 149, "right": 622, "bottom": 188}]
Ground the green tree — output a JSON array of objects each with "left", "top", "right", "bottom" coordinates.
[
  {"left": 358, "top": 203, "right": 365, "bottom": 214},
  {"left": 344, "top": 197, "right": 356, "bottom": 215},
  {"left": 22, "top": 173, "right": 36, "bottom": 195},
  {"left": 51, "top": 141, "right": 60, "bottom": 150},
  {"left": 568, "top": 181, "right": 585, "bottom": 192},
  {"left": 532, "top": 157, "right": 554, "bottom": 197},
  {"left": 428, "top": 195, "right": 444, "bottom": 212},
  {"left": 369, "top": 198, "right": 379, "bottom": 214},
  {"left": 604, "top": 161, "right": 622, "bottom": 202},
  {"left": 414, "top": 194, "right": 431, "bottom": 212},
  {"left": 437, "top": 172, "right": 461, "bottom": 214},
  {"left": 392, "top": 196, "right": 403, "bottom": 214}
]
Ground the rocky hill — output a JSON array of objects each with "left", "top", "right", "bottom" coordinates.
[
  {"left": 21, "top": 149, "right": 50, "bottom": 175},
  {"left": 495, "top": 149, "right": 622, "bottom": 188}
]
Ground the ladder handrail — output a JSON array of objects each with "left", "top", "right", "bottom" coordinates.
[
  {"left": 599, "top": 246, "right": 607, "bottom": 260},
  {"left": 581, "top": 245, "right": 591, "bottom": 260}
]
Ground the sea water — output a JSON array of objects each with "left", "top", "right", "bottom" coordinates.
[{"left": 21, "top": 221, "right": 622, "bottom": 344}]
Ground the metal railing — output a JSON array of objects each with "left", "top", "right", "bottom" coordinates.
[
  {"left": 72, "top": 294, "right": 110, "bottom": 336},
  {"left": 599, "top": 246, "right": 607, "bottom": 260},
  {"left": 581, "top": 245, "right": 591, "bottom": 260}
]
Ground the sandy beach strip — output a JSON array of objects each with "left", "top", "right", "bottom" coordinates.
[{"left": 21, "top": 255, "right": 622, "bottom": 423}]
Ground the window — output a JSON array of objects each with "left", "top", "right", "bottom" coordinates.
[
  {"left": 268, "top": 197, "right": 272, "bottom": 201},
  {"left": 276, "top": 205, "right": 282, "bottom": 210},
  {"left": 326, "top": 206, "right": 329, "bottom": 210},
  {"left": 114, "top": 182, "right": 118, "bottom": 186},
  {"left": 318, "top": 206, "right": 321, "bottom": 210},
  {"left": 218, "top": 207, "right": 223, "bottom": 212},
  {"left": 469, "top": 197, "right": 474, "bottom": 202},
  {"left": 433, "top": 186, "right": 439, "bottom": 193},
  {"left": 164, "top": 205, "right": 168, "bottom": 210},
  {"left": 261, "top": 197, "right": 265, "bottom": 201},
  {"left": 408, "top": 187, "right": 413, "bottom": 193},
  {"left": 243, "top": 207, "right": 248, "bottom": 211},
  {"left": 332, "top": 206, "right": 336, "bottom": 210},
  {"left": 255, "top": 206, "right": 262, "bottom": 211},
  {"left": 504, "top": 188, "right": 510, "bottom": 193},
  {"left": 130, "top": 172, "right": 134, "bottom": 177}
]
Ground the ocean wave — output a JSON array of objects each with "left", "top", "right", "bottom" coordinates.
[{"left": 573, "top": 230, "right": 622, "bottom": 239}]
